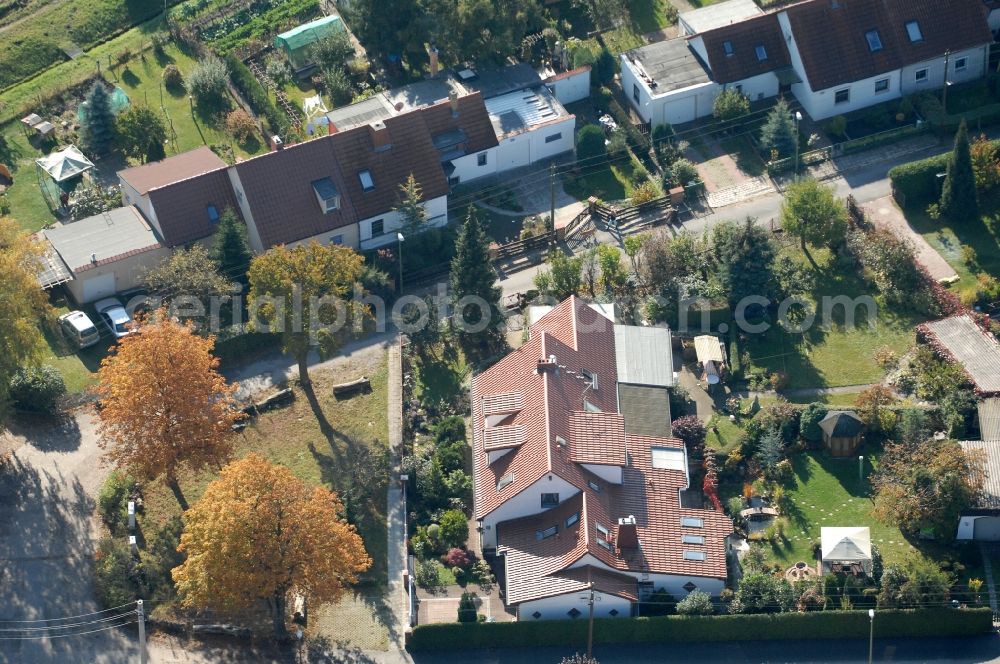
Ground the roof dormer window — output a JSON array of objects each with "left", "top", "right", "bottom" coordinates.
[
  {"left": 865, "top": 30, "right": 883, "bottom": 52},
  {"left": 311, "top": 178, "right": 340, "bottom": 213},
  {"left": 905, "top": 21, "right": 922, "bottom": 43},
  {"left": 359, "top": 170, "right": 375, "bottom": 191}
]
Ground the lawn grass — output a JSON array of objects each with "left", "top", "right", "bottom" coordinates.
[
  {"left": 413, "top": 347, "right": 469, "bottom": 408},
  {"left": 763, "top": 450, "right": 917, "bottom": 568},
  {"left": 140, "top": 357, "right": 391, "bottom": 589},
  {"left": 628, "top": 0, "right": 675, "bottom": 33},
  {"left": 562, "top": 165, "right": 629, "bottom": 203},
  {"left": 707, "top": 412, "right": 743, "bottom": 455},
  {"left": 0, "top": 125, "right": 60, "bottom": 231},
  {"left": 741, "top": 245, "right": 925, "bottom": 390},
  {"left": 0, "top": 15, "right": 168, "bottom": 119},
  {"left": 114, "top": 41, "right": 265, "bottom": 158},
  {"left": 907, "top": 193, "right": 1000, "bottom": 303}
]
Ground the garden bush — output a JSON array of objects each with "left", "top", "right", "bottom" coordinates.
[
  {"left": 188, "top": 55, "right": 229, "bottom": 108},
  {"left": 162, "top": 64, "right": 183, "bottom": 89},
  {"left": 98, "top": 470, "right": 136, "bottom": 536},
  {"left": 676, "top": 591, "right": 714, "bottom": 615},
  {"left": 576, "top": 124, "right": 606, "bottom": 163},
  {"left": 438, "top": 509, "right": 469, "bottom": 549},
  {"left": 408, "top": 609, "right": 992, "bottom": 651},
  {"left": 225, "top": 109, "right": 257, "bottom": 142},
  {"left": 458, "top": 592, "right": 478, "bottom": 623},
  {"left": 8, "top": 365, "right": 66, "bottom": 414},
  {"left": 888, "top": 141, "right": 1000, "bottom": 207}
]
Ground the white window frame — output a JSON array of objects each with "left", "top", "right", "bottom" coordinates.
[
  {"left": 834, "top": 88, "right": 850, "bottom": 104},
  {"left": 955, "top": 56, "right": 968, "bottom": 72},
  {"left": 755, "top": 45, "right": 767, "bottom": 62},
  {"left": 915, "top": 68, "right": 928, "bottom": 83},
  {"left": 905, "top": 21, "right": 923, "bottom": 43},
  {"left": 477, "top": 152, "right": 487, "bottom": 166},
  {"left": 359, "top": 169, "right": 375, "bottom": 191},
  {"left": 874, "top": 78, "right": 889, "bottom": 94},
  {"left": 329, "top": 234, "right": 344, "bottom": 245},
  {"left": 370, "top": 219, "right": 384, "bottom": 238}
]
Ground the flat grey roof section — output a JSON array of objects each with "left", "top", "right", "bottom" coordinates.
[
  {"left": 924, "top": 315, "right": 1000, "bottom": 393},
  {"left": 959, "top": 440, "right": 1000, "bottom": 509},
  {"left": 679, "top": 0, "right": 761, "bottom": 34},
  {"left": 614, "top": 325, "right": 675, "bottom": 387},
  {"left": 382, "top": 77, "right": 462, "bottom": 113},
  {"left": 44, "top": 206, "right": 162, "bottom": 272},
  {"left": 325, "top": 95, "right": 393, "bottom": 130},
  {"left": 627, "top": 39, "right": 711, "bottom": 93},
  {"left": 459, "top": 63, "right": 542, "bottom": 99},
  {"left": 979, "top": 398, "right": 1000, "bottom": 442},
  {"left": 618, "top": 384, "right": 672, "bottom": 439}
]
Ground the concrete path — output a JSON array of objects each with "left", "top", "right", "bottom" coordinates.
[
  {"left": 981, "top": 543, "right": 998, "bottom": 614},
  {"left": 384, "top": 338, "right": 411, "bottom": 657},
  {"left": 746, "top": 383, "right": 879, "bottom": 400},
  {"left": 864, "top": 196, "right": 959, "bottom": 282}
]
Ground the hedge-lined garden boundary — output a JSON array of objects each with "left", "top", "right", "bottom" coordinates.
[
  {"left": 888, "top": 138, "right": 1000, "bottom": 207},
  {"left": 407, "top": 608, "right": 993, "bottom": 652}
]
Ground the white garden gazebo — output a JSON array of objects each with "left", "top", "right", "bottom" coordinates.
[{"left": 820, "top": 526, "right": 872, "bottom": 576}]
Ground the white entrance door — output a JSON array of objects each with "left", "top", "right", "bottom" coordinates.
[{"left": 81, "top": 272, "right": 116, "bottom": 303}]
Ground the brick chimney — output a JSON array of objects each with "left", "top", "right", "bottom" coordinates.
[
  {"left": 617, "top": 516, "right": 638, "bottom": 549},
  {"left": 537, "top": 354, "right": 557, "bottom": 373},
  {"left": 369, "top": 120, "right": 391, "bottom": 151},
  {"left": 427, "top": 43, "right": 439, "bottom": 77},
  {"left": 449, "top": 90, "right": 459, "bottom": 117}
]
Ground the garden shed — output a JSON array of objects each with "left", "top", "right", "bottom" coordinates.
[
  {"left": 820, "top": 526, "right": 872, "bottom": 576},
  {"left": 819, "top": 410, "right": 865, "bottom": 457},
  {"left": 273, "top": 15, "right": 345, "bottom": 70}
]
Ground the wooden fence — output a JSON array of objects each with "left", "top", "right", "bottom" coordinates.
[{"left": 491, "top": 230, "right": 558, "bottom": 262}]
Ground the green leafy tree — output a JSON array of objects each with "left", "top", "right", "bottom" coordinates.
[
  {"left": 211, "top": 208, "right": 253, "bottom": 280},
  {"left": 730, "top": 572, "right": 796, "bottom": 614},
  {"left": 940, "top": 120, "right": 979, "bottom": 223},
  {"left": 80, "top": 83, "right": 116, "bottom": 155},
  {"left": 713, "top": 88, "right": 750, "bottom": 121},
  {"left": 759, "top": 98, "right": 797, "bottom": 159},
  {"left": 309, "top": 30, "right": 354, "bottom": 69},
  {"left": 323, "top": 66, "right": 353, "bottom": 106},
  {"left": 671, "top": 415, "right": 706, "bottom": 463},
  {"left": 711, "top": 218, "right": 778, "bottom": 309},
  {"left": 847, "top": 227, "right": 929, "bottom": 311},
  {"left": 877, "top": 555, "right": 952, "bottom": 608},
  {"left": 248, "top": 243, "right": 369, "bottom": 388},
  {"left": 597, "top": 244, "right": 627, "bottom": 298},
  {"left": 593, "top": 49, "right": 617, "bottom": 85},
  {"left": 449, "top": 208, "right": 505, "bottom": 361},
  {"left": 780, "top": 178, "right": 848, "bottom": 264},
  {"left": 438, "top": 508, "right": 469, "bottom": 550},
  {"left": 142, "top": 244, "right": 235, "bottom": 316},
  {"left": 576, "top": 124, "right": 607, "bottom": 163},
  {"left": 799, "top": 402, "right": 828, "bottom": 443},
  {"left": 534, "top": 250, "right": 582, "bottom": 301},
  {"left": 395, "top": 173, "right": 428, "bottom": 237},
  {"left": 755, "top": 429, "right": 784, "bottom": 470},
  {"left": 115, "top": 105, "right": 167, "bottom": 163}
]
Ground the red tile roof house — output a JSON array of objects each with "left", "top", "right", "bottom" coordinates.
[
  {"left": 116, "top": 93, "right": 498, "bottom": 255},
  {"left": 621, "top": 0, "right": 992, "bottom": 126},
  {"left": 472, "top": 297, "right": 732, "bottom": 621}
]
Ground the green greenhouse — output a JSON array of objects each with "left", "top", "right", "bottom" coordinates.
[{"left": 273, "top": 15, "right": 346, "bottom": 70}]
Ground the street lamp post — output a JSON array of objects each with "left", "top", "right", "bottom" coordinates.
[
  {"left": 396, "top": 232, "right": 405, "bottom": 293},
  {"left": 794, "top": 111, "right": 803, "bottom": 179},
  {"left": 858, "top": 455, "right": 864, "bottom": 485},
  {"left": 868, "top": 608, "right": 875, "bottom": 664}
]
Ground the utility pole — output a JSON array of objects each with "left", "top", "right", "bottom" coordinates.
[
  {"left": 586, "top": 584, "right": 595, "bottom": 659},
  {"left": 137, "top": 599, "right": 147, "bottom": 664},
  {"left": 549, "top": 162, "right": 556, "bottom": 232}
]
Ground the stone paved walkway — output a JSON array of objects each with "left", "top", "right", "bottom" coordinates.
[
  {"left": 705, "top": 175, "right": 774, "bottom": 209},
  {"left": 385, "top": 338, "right": 410, "bottom": 650},
  {"left": 864, "top": 196, "right": 958, "bottom": 282}
]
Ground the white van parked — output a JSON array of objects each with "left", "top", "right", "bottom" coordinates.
[{"left": 58, "top": 311, "right": 101, "bottom": 349}]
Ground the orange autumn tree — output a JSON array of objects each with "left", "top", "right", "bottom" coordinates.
[
  {"left": 172, "top": 453, "right": 371, "bottom": 638},
  {"left": 94, "top": 313, "right": 242, "bottom": 505}
]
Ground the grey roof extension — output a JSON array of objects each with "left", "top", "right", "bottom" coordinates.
[
  {"left": 923, "top": 315, "right": 1000, "bottom": 394},
  {"left": 626, "top": 39, "right": 711, "bottom": 94},
  {"left": 959, "top": 440, "right": 1000, "bottom": 510},
  {"left": 614, "top": 325, "right": 675, "bottom": 387},
  {"left": 618, "top": 384, "right": 672, "bottom": 438},
  {"left": 44, "top": 206, "right": 162, "bottom": 273}
]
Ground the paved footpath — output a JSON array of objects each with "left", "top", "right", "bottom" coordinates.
[{"left": 864, "top": 196, "right": 959, "bottom": 282}]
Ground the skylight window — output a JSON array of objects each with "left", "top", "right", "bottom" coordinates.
[
  {"left": 536, "top": 525, "right": 558, "bottom": 541},
  {"left": 588, "top": 480, "right": 601, "bottom": 493},
  {"left": 596, "top": 536, "right": 613, "bottom": 551},
  {"left": 206, "top": 204, "right": 219, "bottom": 223},
  {"left": 596, "top": 523, "right": 610, "bottom": 537},
  {"left": 681, "top": 517, "right": 704, "bottom": 528},
  {"left": 754, "top": 45, "right": 767, "bottom": 62},
  {"left": 905, "top": 21, "right": 923, "bottom": 43},
  {"left": 566, "top": 513, "right": 580, "bottom": 528},
  {"left": 683, "top": 550, "right": 707, "bottom": 561},
  {"left": 651, "top": 447, "right": 685, "bottom": 471},
  {"left": 723, "top": 41, "right": 734, "bottom": 57},
  {"left": 359, "top": 170, "right": 375, "bottom": 191},
  {"left": 497, "top": 473, "right": 514, "bottom": 491},
  {"left": 682, "top": 534, "right": 705, "bottom": 545},
  {"left": 865, "top": 30, "right": 883, "bottom": 52}
]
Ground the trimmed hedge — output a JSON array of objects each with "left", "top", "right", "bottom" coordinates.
[
  {"left": 888, "top": 152, "right": 952, "bottom": 207},
  {"left": 407, "top": 608, "right": 993, "bottom": 652},
  {"left": 225, "top": 54, "right": 290, "bottom": 137}
]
